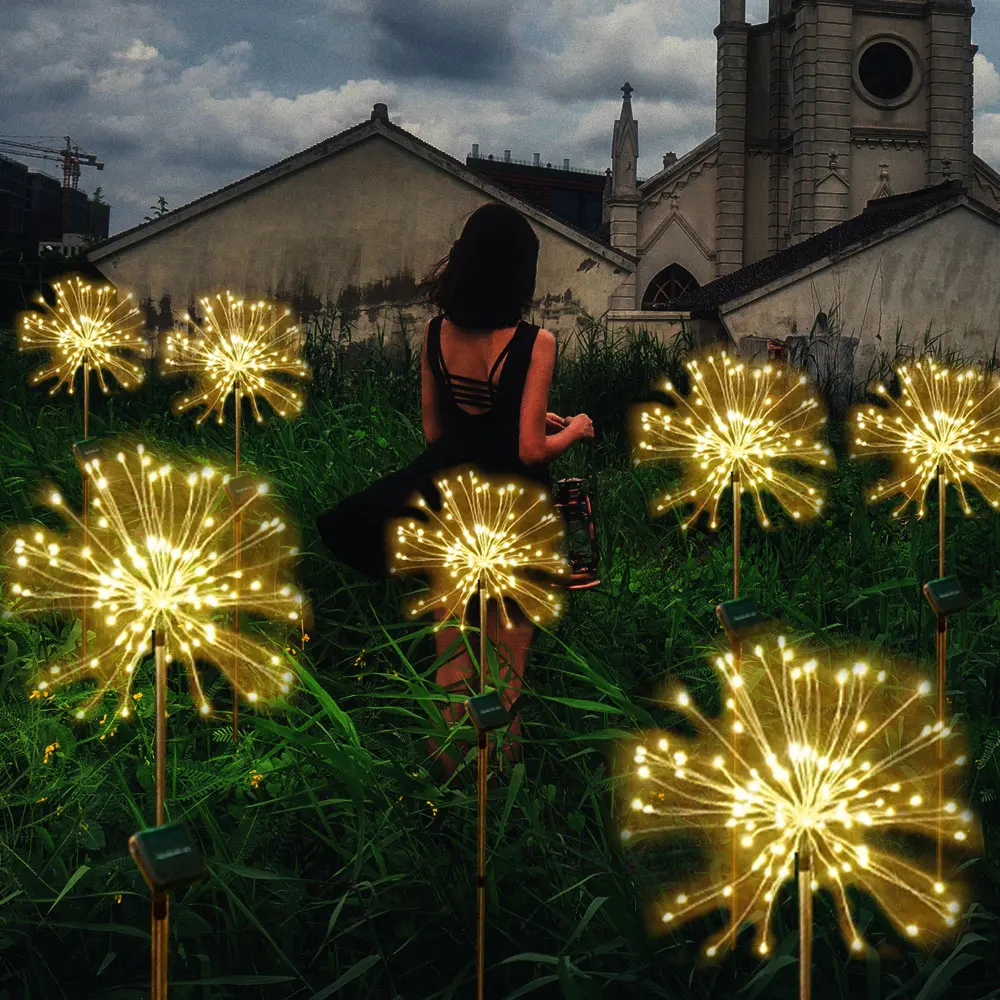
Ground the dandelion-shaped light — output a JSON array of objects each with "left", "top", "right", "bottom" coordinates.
[
  {"left": 161, "top": 291, "right": 310, "bottom": 430},
  {"left": 629, "top": 350, "right": 832, "bottom": 530},
  {"left": 390, "top": 465, "right": 570, "bottom": 1000},
  {"left": 161, "top": 291, "right": 309, "bottom": 740},
  {"left": 850, "top": 358, "right": 1000, "bottom": 886},
  {"left": 1, "top": 440, "right": 306, "bottom": 723},
  {"left": 850, "top": 358, "right": 1000, "bottom": 518},
  {"left": 620, "top": 636, "right": 978, "bottom": 960},
  {"left": 17, "top": 273, "right": 146, "bottom": 404},
  {"left": 389, "top": 467, "right": 570, "bottom": 631}
]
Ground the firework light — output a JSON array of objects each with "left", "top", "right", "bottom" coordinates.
[
  {"left": 850, "top": 358, "right": 1000, "bottom": 517},
  {"left": 388, "top": 467, "right": 570, "bottom": 630},
  {"left": 629, "top": 351, "right": 832, "bottom": 529},
  {"left": 620, "top": 635, "right": 977, "bottom": 958},
  {"left": 17, "top": 274, "right": 146, "bottom": 396},
  {"left": 2, "top": 440, "right": 305, "bottom": 722},
  {"left": 161, "top": 292, "right": 310, "bottom": 425}
]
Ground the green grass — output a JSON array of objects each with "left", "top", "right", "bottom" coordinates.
[{"left": 0, "top": 307, "right": 998, "bottom": 1000}]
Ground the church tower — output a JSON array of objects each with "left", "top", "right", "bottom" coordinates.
[
  {"left": 753, "top": 0, "right": 976, "bottom": 248},
  {"left": 608, "top": 82, "right": 640, "bottom": 311},
  {"left": 715, "top": 0, "right": 749, "bottom": 276}
]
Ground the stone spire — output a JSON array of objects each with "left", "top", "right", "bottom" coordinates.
[
  {"left": 607, "top": 83, "right": 640, "bottom": 312},
  {"left": 611, "top": 82, "right": 639, "bottom": 197}
]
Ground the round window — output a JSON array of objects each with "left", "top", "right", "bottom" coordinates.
[{"left": 857, "top": 41, "right": 914, "bottom": 102}]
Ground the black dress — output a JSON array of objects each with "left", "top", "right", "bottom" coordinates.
[{"left": 316, "top": 314, "right": 550, "bottom": 579}]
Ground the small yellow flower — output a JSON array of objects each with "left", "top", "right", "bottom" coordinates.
[
  {"left": 249, "top": 769, "right": 264, "bottom": 789},
  {"left": 43, "top": 741, "right": 60, "bottom": 764},
  {"left": 133, "top": 691, "right": 142, "bottom": 700},
  {"left": 115, "top": 894, "right": 122, "bottom": 904}
]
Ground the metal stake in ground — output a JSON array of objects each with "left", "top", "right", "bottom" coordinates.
[
  {"left": 152, "top": 628, "right": 169, "bottom": 1000},
  {"left": 798, "top": 848, "right": 813, "bottom": 1000},
  {"left": 476, "top": 580, "right": 488, "bottom": 1000},
  {"left": 730, "top": 466, "right": 741, "bottom": 937},
  {"left": 936, "top": 466, "right": 946, "bottom": 881},
  {"left": 233, "top": 384, "right": 242, "bottom": 741}
]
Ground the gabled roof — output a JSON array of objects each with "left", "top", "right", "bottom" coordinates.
[
  {"left": 669, "top": 181, "right": 984, "bottom": 314},
  {"left": 638, "top": 133, "right": 721, "bottom": 201},
  {"left": 85, "top": 108, "right": 637, "bottom": 269}
]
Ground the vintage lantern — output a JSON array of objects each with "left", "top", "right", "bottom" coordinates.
[
  {"left": 767, "top": 338, "right": 788, "bottom": 362},
  {"left": 552, "top": 477, "right": 600, "bottom": 590}
]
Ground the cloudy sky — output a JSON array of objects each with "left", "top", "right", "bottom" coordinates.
[{"left": 4, "top": 0, "right": 1000, "bottom": 236}]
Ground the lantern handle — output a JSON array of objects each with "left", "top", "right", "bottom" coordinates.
[{"left": 586, "top": 433, "right": 598, "bottom": 556}]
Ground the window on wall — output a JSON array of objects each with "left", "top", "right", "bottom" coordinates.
[
  {"left": 857, "top": 40, "right": 915, "bottom": 104},
  {"left": 642, "top": 263, "right": 700, "bottom": 309}
]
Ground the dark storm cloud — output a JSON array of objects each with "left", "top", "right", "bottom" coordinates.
[
  {"left": 1, "top": 0, "right": 998, "bottom": 235},
  {"left": 364, "top": 0, "right": 522, "bottom": 82}
]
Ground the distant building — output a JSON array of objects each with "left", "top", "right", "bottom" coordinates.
[
  {"left": 464, "top": 148, "right": 609, "bottom": 241},
  {"left": 0, "top": 155, "right": 29, "bottom": 254},
  {"left": 0, "top": 154, "right": 110, "bottom": 257}
]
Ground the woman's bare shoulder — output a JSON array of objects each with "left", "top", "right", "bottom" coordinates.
[{"left": 535, "top": 327, "right": 556, "bottom": 348}]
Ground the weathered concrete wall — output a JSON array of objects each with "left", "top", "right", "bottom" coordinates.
[
  {"left": 719, "top": 205, "right": 1000, "bottom": 376},
  {"left": 92, "top": 135, "right": 630, "bottom": 358}
]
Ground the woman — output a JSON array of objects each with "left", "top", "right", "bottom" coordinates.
[{"left": 317, "top": 202, "right": 594, "bottom": 778}]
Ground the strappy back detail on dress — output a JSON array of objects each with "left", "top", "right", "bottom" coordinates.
[{"left": 432, "top": 317, "right": 520, "bottom": 415}]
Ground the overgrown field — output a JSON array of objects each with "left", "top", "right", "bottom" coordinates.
[{"left": 0, "top": 310, "right": 998, "bottom": 1000}]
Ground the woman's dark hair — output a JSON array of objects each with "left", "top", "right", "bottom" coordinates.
[{"left": 418, "top": 203, "right": 539, "bottom": 332}]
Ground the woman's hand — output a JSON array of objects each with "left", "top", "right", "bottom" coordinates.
[
  {"left": 566, "top": 413, "right": 594, "bottom": 442},
  {"left": 546, "top": 412, "right": 568, "bottom": 433}
]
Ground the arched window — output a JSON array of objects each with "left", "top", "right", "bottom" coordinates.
[{"left": 642, "top": 263, "right": 700, "bottom": 309}]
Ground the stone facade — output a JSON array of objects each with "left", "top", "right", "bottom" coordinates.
[{"left": 605, "top": 0, "right": 1000, "bottom": 361}]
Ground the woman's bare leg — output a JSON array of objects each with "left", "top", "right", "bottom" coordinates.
[
  {"left": 425, "top": 605, "right": 475, "bottom": 777},
  {"left": 493, "top": 618, "right": 535, "bottom": 768},
  {"left": 425, "top": 601, "right": 535, "bottom": 777}
]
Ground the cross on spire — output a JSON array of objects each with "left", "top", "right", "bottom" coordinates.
[{"left": 622, "top": 82, "right": 634, "bottom": 100}]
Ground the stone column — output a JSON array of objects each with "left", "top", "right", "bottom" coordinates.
[
  {"left": 715, "top": 0, "right": 749, "bottom": 276},
  {"left": 811, "top": 4, "right": 852, "bottom": 231},
  {"left": 926, "top": 6, "right": 975, "bottom": 186},
  {"left": 767, "top": 3, "right": 793, "bottom": 254}
]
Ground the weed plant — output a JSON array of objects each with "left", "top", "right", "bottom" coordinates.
[{"left": 0, "top": 307, "right": 998, "bottom": 1000}]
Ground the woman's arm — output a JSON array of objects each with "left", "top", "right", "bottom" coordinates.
[
  {"left": 519, "top": 329, "right": 579, "bottom": 464},
  {"left": 421, "top": 319, "right": 444, "bottom": 444}
]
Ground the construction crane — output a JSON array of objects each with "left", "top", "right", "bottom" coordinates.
[{"left": 0, "top": 135, "right": 104, "bottom": 234}]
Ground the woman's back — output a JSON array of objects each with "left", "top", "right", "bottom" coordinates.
[
  {"left": 424, "top": 313, "right": 552, "bottom": 486},
  {"left": 317, "top": 202, "right": 591, "bottom": 580},
  {"left": 437, "top": 317, "right": 520, "bottom": 411}
]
